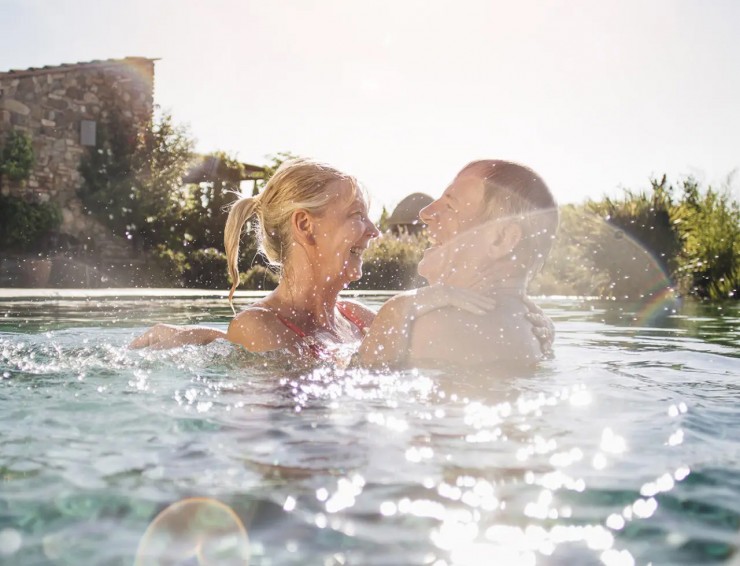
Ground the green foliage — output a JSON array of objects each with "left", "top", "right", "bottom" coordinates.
[
  {"left": 151, "top": 244, "right": 188, "bottom": 286},
  {"left": 534, "top": 175, "right": 740, "bottom": 301},
  {"left": 0, "top": 195, "right": 61, "bottom": 252},
  {"left": 256, "top": 151, "right": 302, "bottom": 191},
  {"left": 567, "top": 178, "right": 682, "bottom": 299},
  {"left": 377, "top": 206, "right": 390, "bottom": 233},
  {"left": 241, "top": 265, "right": 279, "bottom": 290},
  {"left": 587, "top": 175, "right": 681, "bottom": 276},
  {"left": 351, "top": 232, "right": 429, "bottom": 290},
  {"left": 182, "top": 247, "right": 230, "bottom": 288},
  {"left": 0, "top": 131, "right": 35, "bottom": 182},
  {"left": 529, "top": 205, "right": 610, "bottom": 296},
  {"left": 179, "top": 152, "right": 247, "bottom": 251},
  {"left": 78, "top": 106, "right": 194, "bottom": 250},
  {"left": 672, "top": 178, "right": 740, "bottom": 300},
  {"left": 74, "top": 124, "right": 740, "bottom": 301}
]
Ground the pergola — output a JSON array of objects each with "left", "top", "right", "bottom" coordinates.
[{"left": 182, "top": 155, "right": 265, "bottom": 194}]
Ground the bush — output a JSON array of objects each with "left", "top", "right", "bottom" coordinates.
[
  {"left": 351, "top": 231, "right": 429, "bottom": 290},
  {"left": 78, "top": 107, "right": 194, "bottom": 251},
  {"left": 241, "top": 265, "right": 279, "bottom": 290},
  {"left": 183, "top": 247, "right": 230, "bottom": 288},
  {"left": 0, "top": 195, "right": 61, "bottom": 253},
  {"left": 538, "top": 176, "right": 740, "bottom": 301},
  {"left": 587, "top": 176, "right": 681, "bottom": 282},
  {"left": 151, "top": 245, "right": 188, "bottom": 286},
  {"left": 530, "top": 204, "right": 610, "bottom": 296},
  {"left": 0, "top": 131, "right": 35, "bottom": 182},
  {"left": 673, "top": 179, "right": 740, "bottom": 300}
]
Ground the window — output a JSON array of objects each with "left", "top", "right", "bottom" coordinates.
[{"left": 80, "top": 120, "right": 96, "bottom": 146}]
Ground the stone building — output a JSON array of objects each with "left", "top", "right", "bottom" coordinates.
[
  {"left": 0, "top": 56, "right": 269, "bottom": 287},
  {"left": 0, "top": 56, "right": 155, "bottom": 238}
]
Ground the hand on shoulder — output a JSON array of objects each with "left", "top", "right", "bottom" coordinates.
[{"left": 521, "top": 296, "right": 555, "bottom": 358}]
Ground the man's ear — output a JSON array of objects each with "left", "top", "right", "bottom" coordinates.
[
  {"left": 291, "top": 209, "right": 315, "bottom": 246},
  {"left": 488, "top": 221, "right": 522, "bottom": 260}
]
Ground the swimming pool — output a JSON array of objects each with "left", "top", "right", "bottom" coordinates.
[{"left": 1, "top": 291, "right": 739, "bottom": 565}]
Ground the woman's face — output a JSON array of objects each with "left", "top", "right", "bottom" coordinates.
[{"left": 311, "top": 180, "right": 379, "bottom": 286}]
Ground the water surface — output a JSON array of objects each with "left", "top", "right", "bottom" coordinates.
[{"left": 1, "top": 292, "right": 739, "bottom": 565}]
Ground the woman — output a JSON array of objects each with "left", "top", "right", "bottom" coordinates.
[
  {"left": 130, "top": 158, "right": 495, "bottom": 359},
  {"left": 223, "top": 157, "right": 378, "bottom": 359}
]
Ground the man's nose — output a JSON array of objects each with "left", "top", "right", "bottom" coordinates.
[{"left": 419, "top": 202, "right": 436, "bottom": 224}]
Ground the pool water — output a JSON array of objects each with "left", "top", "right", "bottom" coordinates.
[{"left": 1, "top": 292, "right": 739, "bottom": 565}]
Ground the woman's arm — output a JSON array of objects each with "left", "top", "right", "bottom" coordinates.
[{"left": 129, "top": 324, "right": 226, "bottom": 350}]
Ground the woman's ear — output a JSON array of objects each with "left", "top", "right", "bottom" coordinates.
[
  {"left": 487, "top": 221, "right": 522, "bottom": 260},
  {"left": 291, "top": 209, "right": 316, "bottom": 246}
]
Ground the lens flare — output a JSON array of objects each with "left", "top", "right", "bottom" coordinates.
[
  {"left": 134, "top": 497, "right": 249, "bottom": 566},
  {"left": 557, "top": 208, "right": 679, "bottom": 324}
]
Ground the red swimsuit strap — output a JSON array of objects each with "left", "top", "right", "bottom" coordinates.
[
  {"left": 336, "top": 302, "right": 367, "bottom": 332},
  {"left": 274, "top": 303, "right": 365, "bottom": 338},
  {"left": 273, "top": 312, "right": 308, "bottom": 338},
  {"left": 271, "top": 303, "right": 366, "bottom": 358},
  {"left": 273, "top": 311, "right": 329, "bottom": 359}
]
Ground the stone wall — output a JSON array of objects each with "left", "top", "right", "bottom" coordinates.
[{"left": 0, "top": 57, "right": 155, "bottom": 237}]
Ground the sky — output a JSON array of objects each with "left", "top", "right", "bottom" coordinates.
[{"left": 1, "top": 0, "right": 739, "bottom": 217}]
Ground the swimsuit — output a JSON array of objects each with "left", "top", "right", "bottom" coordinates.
[{"left": 273, "top": 302, "right": 367, "bottom": 359}]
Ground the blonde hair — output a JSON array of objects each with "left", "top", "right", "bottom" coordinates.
[
  {"left": 461, "top": 160, "right": 559, "bottom": 278},
  {"left": 224, "top": 158, "right": 360, "bottom": 305}
]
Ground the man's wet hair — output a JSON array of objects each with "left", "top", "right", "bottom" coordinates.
[{"left": 462, "top": 160, "right": 559, "bottom": 279}]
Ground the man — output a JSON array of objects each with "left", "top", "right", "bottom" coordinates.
[{"left": 357, "top": 160, "right": 558, "bottom": 369}]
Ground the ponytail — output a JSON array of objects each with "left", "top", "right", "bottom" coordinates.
[{"left": 224, "top": 196, "right": 260, "bottom": 309}]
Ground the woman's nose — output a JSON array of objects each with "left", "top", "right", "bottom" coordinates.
[{"left": 367, "top": 218, "right": 380, "bottom": 238}]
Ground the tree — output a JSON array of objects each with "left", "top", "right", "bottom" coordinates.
[
  {"left": 377, "top": 206, "right": 390, "bottom": 233},
  {"left": 180, "top": 151, "right": 248, "bottom": 251},
  {"left": 78, "top": 106, "right": 194, "bottom": 251},
  {"left": 587, "top": 175, "right": 681, "bottom": 277},
  {"left": 0, "top": 130, "right": 35, "bottom": 183},
  {"left": 672, "top": 177, "right": 740, "bottom": 299},
  {"left": 255, "top": 151, "right": 302, "bottom": 192},
  {"left": 530, "top": 204, "right": 611, "bottom": 297}
]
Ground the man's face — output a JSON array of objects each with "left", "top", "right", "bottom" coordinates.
[
  {"left": 417, "top": 167, "right": 487, "bottom": 282},
  {"left": 419, "top": 169, "right": 486, "bottom": 247}
]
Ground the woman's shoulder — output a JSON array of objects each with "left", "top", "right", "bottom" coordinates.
[{"left": 227, "top": 304, "right": 296, "bottom": 352}]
